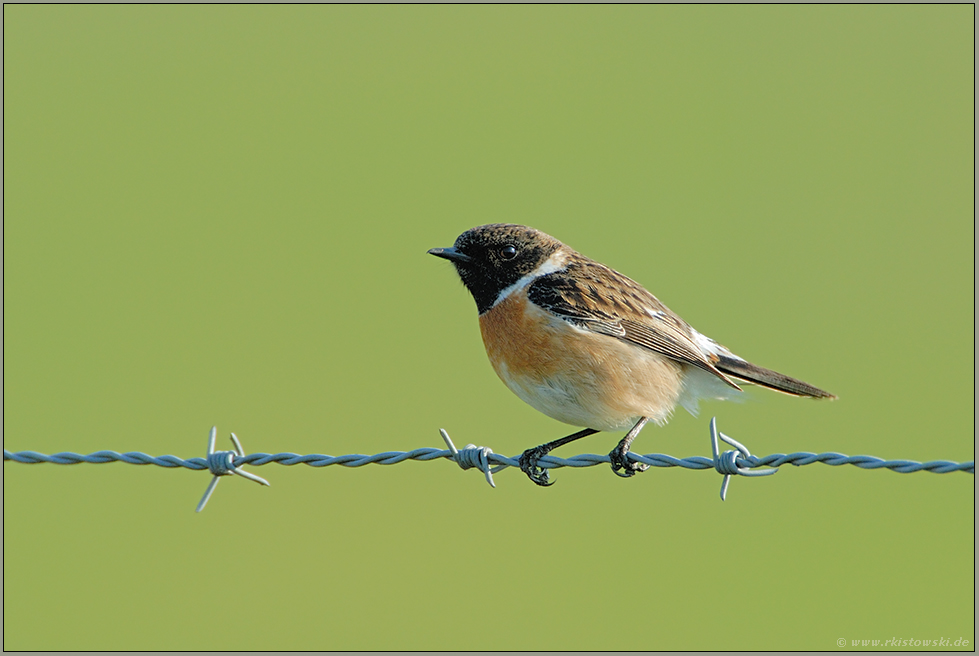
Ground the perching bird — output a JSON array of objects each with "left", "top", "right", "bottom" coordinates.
[{"left": 429, "top": 224, "right": 835, "bottom": 486}]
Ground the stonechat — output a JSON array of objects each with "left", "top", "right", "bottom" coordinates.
[{"left": 429, "top": 224, "right": 835, "bottom": 486}]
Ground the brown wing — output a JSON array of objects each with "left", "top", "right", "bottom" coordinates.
[{"left": 526, "top": 257, "right": 741, "bottom": 390}]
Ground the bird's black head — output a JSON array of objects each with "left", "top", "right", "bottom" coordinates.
[{"left": 428, "top": 224, "right": 565, "bottom": 314}]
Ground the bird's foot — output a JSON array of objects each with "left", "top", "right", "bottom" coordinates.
[
  {"left": 519, "top": 445, "right": 555, "bottom": 487},
  {"left": 609, "top": 444, "right": 649, "bottom": 478}
]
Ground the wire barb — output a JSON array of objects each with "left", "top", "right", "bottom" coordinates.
[
  {"left": 439, "top": 429, "right": 508, "bottom": 488},
  {"left": 196, "top": 427, "right": 270, "bottom": 513},
  {"left": 709, "top": 417, "right": 778, "bottom": 500}
]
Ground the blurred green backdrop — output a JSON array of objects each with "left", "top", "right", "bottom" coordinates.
[{"left": 4, "top": 5, "right": 974, "bottom": 651}]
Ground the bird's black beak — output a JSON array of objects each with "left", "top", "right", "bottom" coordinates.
[{"left": 427, "top": 247, "right": 471, "bottom": 264}]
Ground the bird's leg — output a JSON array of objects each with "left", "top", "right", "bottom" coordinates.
[
  {"left": 519, "top": 428, "right": 599, "bottom": 487},
  {"left": 608, "top": 417, "right": 650, "bottom": 478}
]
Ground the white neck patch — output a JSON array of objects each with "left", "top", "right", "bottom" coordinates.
[{"left": 488, "top": 250, "right": 569, "bottom": 311}]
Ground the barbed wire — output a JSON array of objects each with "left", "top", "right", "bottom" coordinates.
[{"left": 4, "top": 419, "right": 973, "bottom": 511}]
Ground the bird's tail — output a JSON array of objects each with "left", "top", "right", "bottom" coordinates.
[{"left": 715, "top": 355, "right": 837, "bottom": 399}]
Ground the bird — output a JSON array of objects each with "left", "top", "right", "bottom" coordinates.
[{"left": 428, "top": 224, "right": 835, "bottom": 486}]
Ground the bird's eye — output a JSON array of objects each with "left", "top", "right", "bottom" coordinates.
[{"left": 500, "top": 245, "right": 518, "bottom": 260}]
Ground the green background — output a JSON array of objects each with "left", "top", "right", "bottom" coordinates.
[{"left": 4, "top": 6, "right": 974, "bottom": 651}]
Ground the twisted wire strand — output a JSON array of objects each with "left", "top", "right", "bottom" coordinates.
[
  {"left": 4, "top": 447, "right": 973, "bottom": 474},
  {"left": 5, "top": 418, "right": 973, "bottom": 511}
]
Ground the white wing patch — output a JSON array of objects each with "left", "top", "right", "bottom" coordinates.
[
  {"left": 681, "top": 329, "right": 748, "bottom": 414},
  {"left": 691, "top": 328, "right": 742, "bottom": 361}
]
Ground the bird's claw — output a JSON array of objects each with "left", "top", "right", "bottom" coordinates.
[
  {"left": 609, "top": 446, "right": 648, "bottom": 478},
  {"left": 519, "top": 446, "right": 555, "bottom": 487}
]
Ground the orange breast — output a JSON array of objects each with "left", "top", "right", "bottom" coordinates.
[
  {"left": 479, "top": 293, "right": 565, "bottom": 381},
  {"left": 477, "top": 291, "right": 685, "bottom": 430}
]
